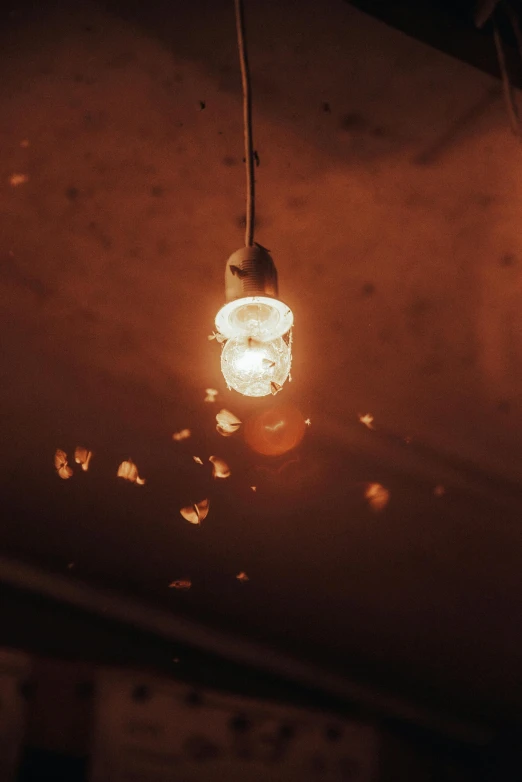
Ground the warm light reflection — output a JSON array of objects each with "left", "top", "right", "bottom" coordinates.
[{"left": 244, "top": 405, "right": 306, "bottom": 456}]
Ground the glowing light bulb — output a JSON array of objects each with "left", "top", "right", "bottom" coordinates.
[
  {"left": 216, "top": 296, "right": 293, "bottom": 341},
  {"left": 221, "top": 335, "right": 291, "bottom": 397},
  {"left": 214, "top": 246, "right": 294, "bottom": 397}
]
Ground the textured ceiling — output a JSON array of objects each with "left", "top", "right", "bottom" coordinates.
[{"left": 1, "top": 0, "right": 522, "bottom": 724}]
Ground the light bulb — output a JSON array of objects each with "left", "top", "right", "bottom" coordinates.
[
  {"left": 215, "top": 296, "right": 293, "bottom": 341},
  {"left": 214, "top": 246, "right": 294, "bottom": 397},
  {"left": 221, "top": 335, "right": 291, "bottom": 397}
]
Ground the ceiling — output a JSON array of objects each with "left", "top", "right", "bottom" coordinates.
[{"left": 1, "top": 0, "right": 522, "bottom": 727}]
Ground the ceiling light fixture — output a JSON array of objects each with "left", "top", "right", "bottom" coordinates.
[{"left": 214, "top": 0, "right": 293, "bottom": 397}]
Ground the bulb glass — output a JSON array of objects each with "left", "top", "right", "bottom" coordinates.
[
  {"left": 221, "top": 335, "right": 291, "bottom": 397},
  {"left": 215, "top": 296, "right": 293, "bottom": 341}
]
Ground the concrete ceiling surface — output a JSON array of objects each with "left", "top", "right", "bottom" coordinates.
[{"left": 1, "top": 0, "right": 522, "bottom": 721}]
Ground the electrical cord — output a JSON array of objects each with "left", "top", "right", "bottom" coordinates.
[
  {"left": 234, "top": 0, "right": 255, "bottom": 247},
  {"left": 493, "top": 20, "right": 521, "bottom": 136}
]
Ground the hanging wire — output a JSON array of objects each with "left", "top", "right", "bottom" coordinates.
[
  {"left": 484, "top": 3, "right": 522, "bottom": 138},
  {"left": 234, "top": 0, "right": 255, "bottom": 246},
  {"left": 492, "top": 10, "right": 522, "bottom": 137}
]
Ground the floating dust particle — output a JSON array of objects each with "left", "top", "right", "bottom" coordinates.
[
  {"left": 364, "top": 482, "right": 390, "bottom": 512},
  {"left": 358, "top": 413, "right": 374, "bottom": 430},
  {"left": 9, "top": 173, "right": 29, "bottom": 186},
  {"left": 173, "top": 428, "right": 191, "bottom": 441}
]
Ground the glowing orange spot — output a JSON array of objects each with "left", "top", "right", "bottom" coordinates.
[
  {"left": 236, "top": 571, "right": 249, "bottom": 582},
  {"left": 244, "top": 405, "right": 306, "bottom": 456},
  {"left": 434, "top": 485, "right": 446, "bottom": 497}
]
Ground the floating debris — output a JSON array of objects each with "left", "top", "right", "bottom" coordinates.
[
  {"left": 364, "top": 483, "right": 390, "bottom": 512},
  {"left": 193, "top": 456, "right": 204, "bottom": 465},
  {"left": 172, "top": 428, "right": 191, "bottom": 442},
  {"left": 209, "top": 455, "right": 231, "bottom": 479},
  {"left": 216, "top": 409, "right": 241, "bottom": 436},
  {"left": 305, "top": 418, "right": 311, "bottom": 426},
  {"left": 117, "top": 459, "right": 145, "bottom": 485},
  {"left": 236, "top": 571, "right": 249, "bottom": 582},
  {"left": 74, "top": 446, "right": 92, "bottom": 472},
  {"left": 250, "top": 486, "right": 257, "bottom": 492},
  {"left": 54, "top": 449, "right": 73, "bottom": 480},
  {"left": 204, "top": 388, "right": 218, "bottom": 403},
  {"left": 270, "top": 381, "right": 282, "bottom": 395},
  {"left": 208, "top": 331, "right": 226, "bottom": 343},
  {"left": 180, "top": 499, "right": 209, "bottom": 525},
  {"left": 9, "top": 173, "right": 29, "bottom": 187},
  {"left": 358, "top": 413, "right": 374, "bottom": 430}
]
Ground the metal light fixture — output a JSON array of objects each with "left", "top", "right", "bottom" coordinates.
[{"left": 214, "top": 0, "right": 294, "bottom": 397}]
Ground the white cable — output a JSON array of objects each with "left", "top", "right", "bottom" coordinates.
[{"left": 234, "top": 0, "right": 255, "bottom": 246}]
